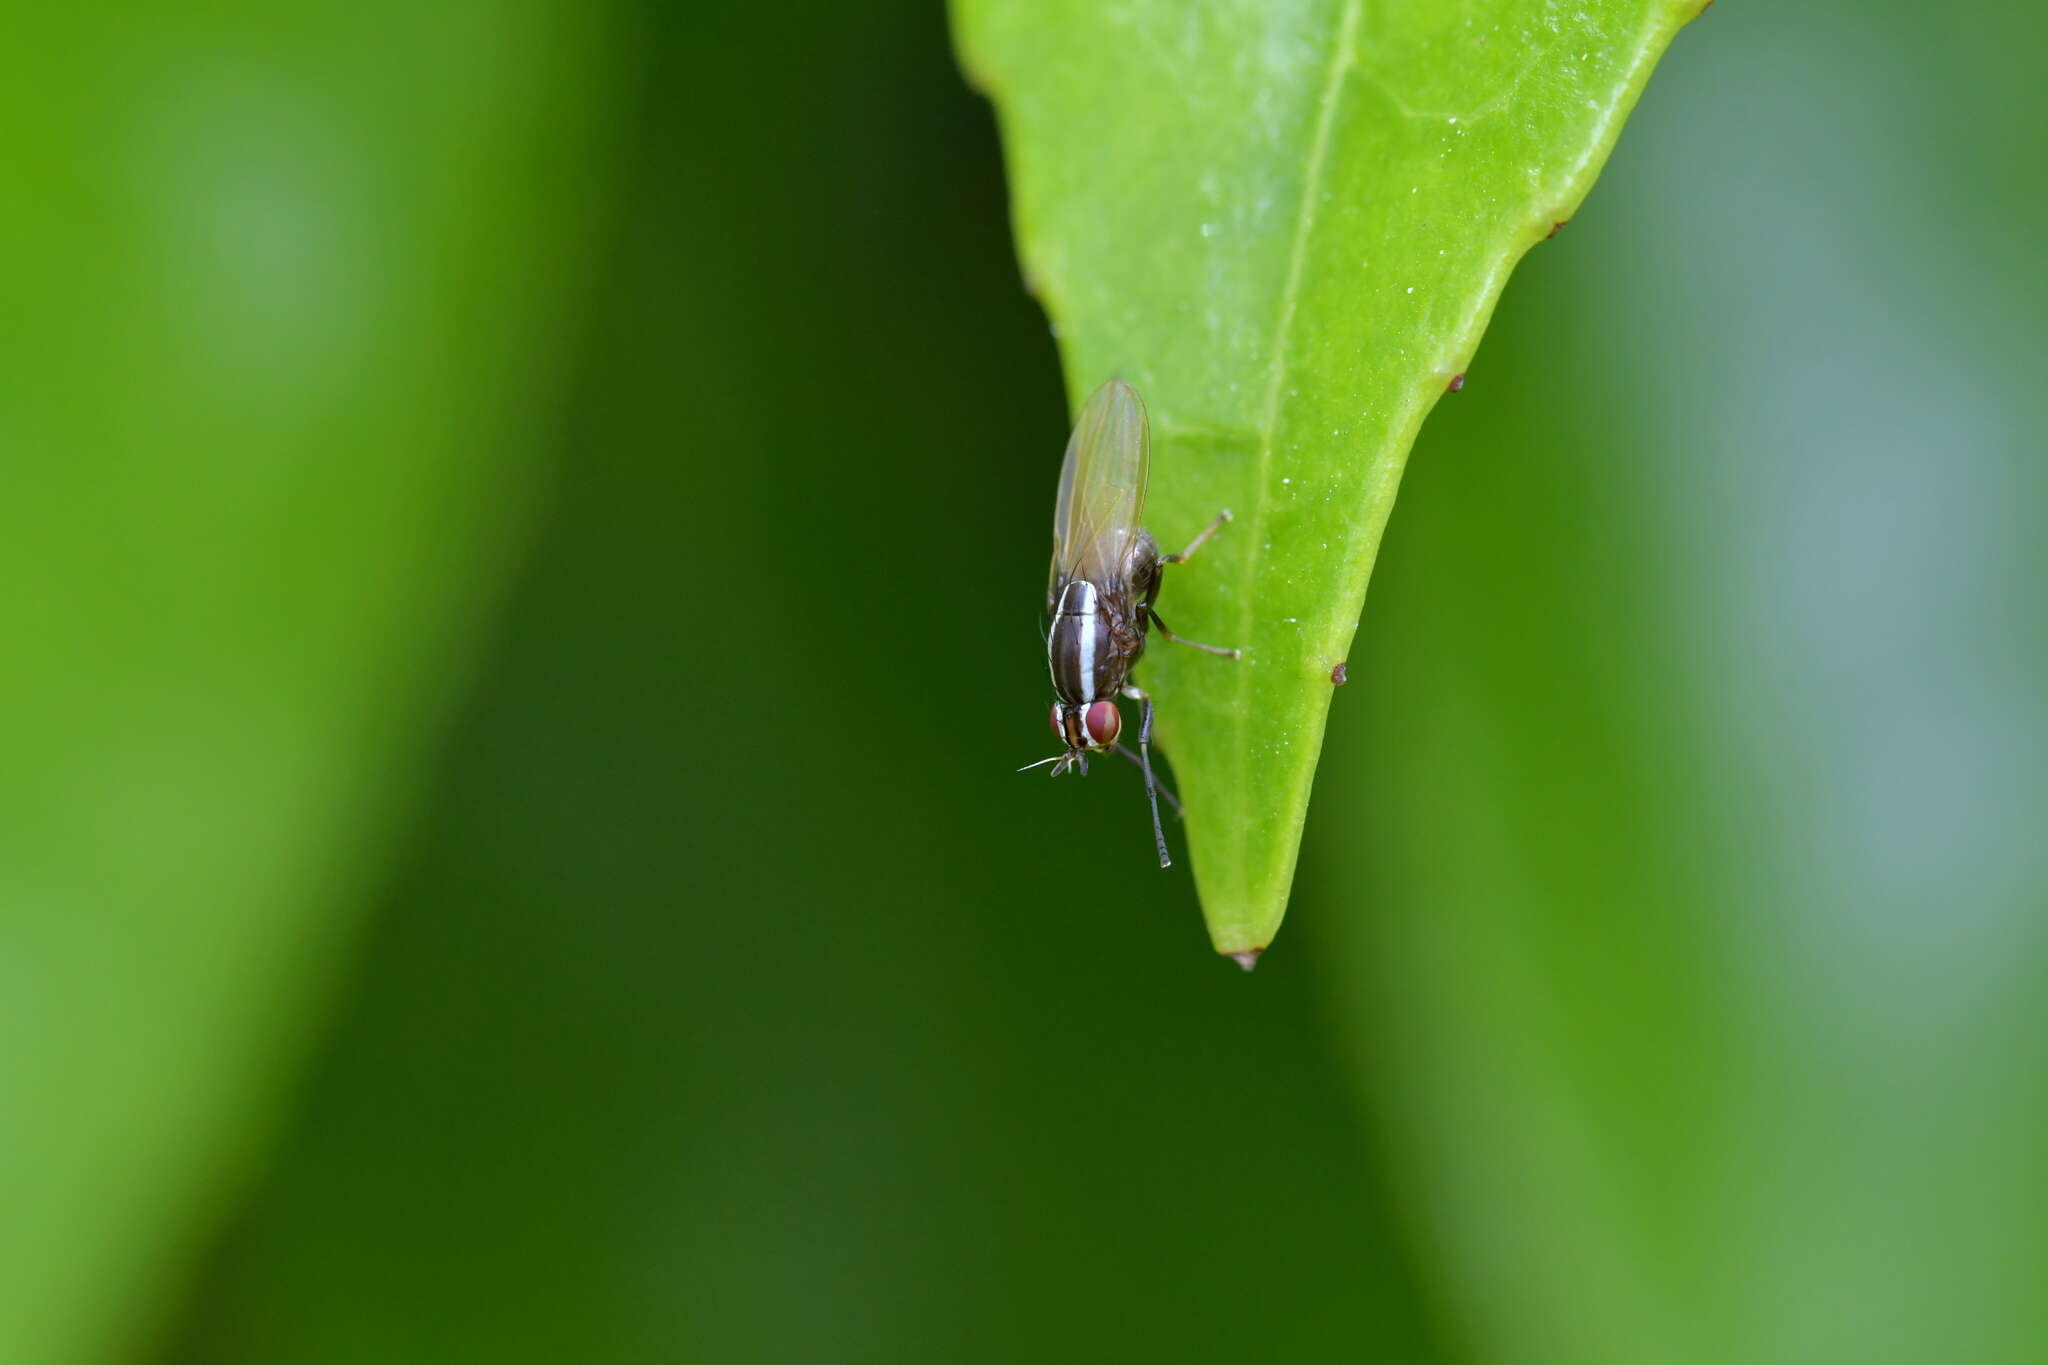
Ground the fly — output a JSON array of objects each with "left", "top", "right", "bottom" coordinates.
[{"left": 1020, "top": 379, "right": 1238, "bottom": 868}]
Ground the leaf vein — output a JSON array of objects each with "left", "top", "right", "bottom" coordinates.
[{"left": 1233, "top": 0, "right": 1364, "bottom": 801}]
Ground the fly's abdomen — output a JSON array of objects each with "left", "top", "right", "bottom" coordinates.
[{"left": 1047, "top": 578, "right": 1118, "bottom": 704}]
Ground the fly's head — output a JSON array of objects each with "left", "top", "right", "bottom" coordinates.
[
  {"left": 1019, "top": 698, "right": 1123, "bottom": 777},
  {"left": 1045, "top": 699, "right": 1121, "bottom": 776}
]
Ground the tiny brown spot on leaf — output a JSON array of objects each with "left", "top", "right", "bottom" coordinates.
[
  {"left": 1445, "top": 373, "right": 1465, "bottom": 393},
  {"left": 1331, "top": 661, "right": 1348, "bottom": 685}
]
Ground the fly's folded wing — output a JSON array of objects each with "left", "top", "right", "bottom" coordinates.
[{"left": 1049, "top": 379, "right": 1150, "bottom": 607}]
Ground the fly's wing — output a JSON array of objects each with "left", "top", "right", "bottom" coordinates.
[{"left": 1049, "top": 379, "right": 1150, "bottom": 600}]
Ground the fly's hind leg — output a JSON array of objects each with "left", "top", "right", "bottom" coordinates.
[
  {"left": 1146, "top": 607, "right": 1240, "bottom": 659},
  {"left": 1161, "top": 509, "right": 1232, "bottom": 566},
  {"left": 1121, "top": 686, "right": 1173, "bottom": 868}
]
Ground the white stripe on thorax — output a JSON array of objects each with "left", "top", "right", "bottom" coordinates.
[
  {"left": 1075, "top": 608, "right": 1098, "bottom": 701},
  {"left": 1055, "top": 581, "right": 1102, "bottom": 703}
]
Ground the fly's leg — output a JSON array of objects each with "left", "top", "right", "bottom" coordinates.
[
  {"left": 1110, "top": 744, "right": 1182, "bottom": 817},
  {"left": 1122, "top": 685, "right": 1172, "bottom": 868},
  {"left": 1152, "top": 508, "right": 1243, "bottom": 657},
  {"left": 1147, "top": 607, "right": 1240, "bottom": 659},
  {"left": 1160, "top": 508, "right": 1232, "bottom": 566}
]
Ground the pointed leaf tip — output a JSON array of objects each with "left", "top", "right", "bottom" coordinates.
[{"left": 1228, "top": 949, "right": 1263, "bottom": 972}]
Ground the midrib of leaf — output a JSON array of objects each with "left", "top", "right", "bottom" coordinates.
[{"left": 1217, "top": 0, "right": 1366, "bottom": 954}]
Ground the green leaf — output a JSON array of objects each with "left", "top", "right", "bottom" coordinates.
[
  {"left": 0, "top": 7, "right": 618, "bottom": 1361},
  {"left": 953, "top": 0, "right": 1700, "bottom": 958}
]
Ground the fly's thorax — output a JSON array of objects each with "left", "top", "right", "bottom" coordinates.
[{"left": 1046, "top": 577, "right": 1132, "bottom": 704}]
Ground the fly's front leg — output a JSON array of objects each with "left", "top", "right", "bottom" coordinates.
[
  {"left": 1121, "top": 685, "right": 1172, "bottom": 868},
  {"left": 1146, "top": 607, "right": 1241, "bottom": 659},
  {"left": 1160, "top": 508, "right": 1232, "bottom": 565}
]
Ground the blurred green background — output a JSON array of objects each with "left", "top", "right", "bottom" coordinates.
[{"left": 3, "top": 1, "right": 2043, "bottom": 1363}]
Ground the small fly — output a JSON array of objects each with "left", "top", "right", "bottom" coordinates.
[{"left": 1021, "top": 379, "right": 1238, "bottom": 867}]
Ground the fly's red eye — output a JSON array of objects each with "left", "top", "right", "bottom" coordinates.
[{"left": 1083, "top": 701, "right": 1121, "bottom": 748}]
